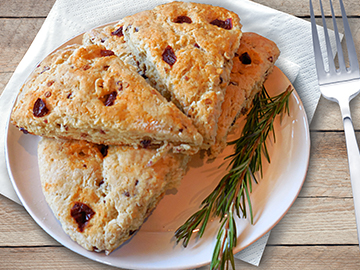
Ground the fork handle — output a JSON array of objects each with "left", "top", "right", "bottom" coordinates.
[{"left": 340, "top": 99, "right": 360, "bottom": 247}]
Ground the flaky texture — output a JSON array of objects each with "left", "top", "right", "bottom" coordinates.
[
  {"left": 38, "top": 137, "right": 190, "bottom": 254},
  {"left": 11, "top": 44, "right": 202, "bottom": 154},
  {"left": 84, "top": 1, "right": 242, "bottom": 149},
  {"left": 209, "top": 32, "right": 280, "bottom": 158}
]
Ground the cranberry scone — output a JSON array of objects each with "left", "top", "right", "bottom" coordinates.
[
  {"left": 209, "top": 32, "right": 280, "bottom": 158},
  {"left": 84, "top": 2, "right": 243, "bottom": 149},
  {"left": 11, "top": 44, "right": 202, "bottom": 154},
  {"left": 38, "top": 137, "right": 190, "bottom": 254}
]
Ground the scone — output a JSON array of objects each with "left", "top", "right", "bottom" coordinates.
[
  {"left": 209, "top": 32, "right": 280, "bottom": 158},
  {"left": 85, "top": 1, "right": 243, "bottom": 149},
  {"left": 11, "top": 44, "right": 203, "bottom": 154},
  {"left": 38, "top": 137, "right": 190, "bottom": 254}
]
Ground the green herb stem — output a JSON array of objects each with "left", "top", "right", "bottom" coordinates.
[{"left": 175, "top": 86, "right": 292, "bottom": 270}]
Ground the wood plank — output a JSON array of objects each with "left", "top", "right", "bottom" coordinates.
[
  {"left": 1, "top": 0, "right": 360, "bottom": 18},
  {"left": 0, "top": 196, "right": 59, "bottom": 246},
  {"left": 0, "top": 0, "right": 55, "bottom": 17},
  {"left": 0, "top": 73, "right": 12, "bottom": 96},
  {"left": 302, "top": 131, "right": 353, "bottom": 198},
  {"left": 0, "top": 18, "right": 45, "bottom": 73},
  {"left": 1, "top": 245, "right": 360, "bottom": 270},
  {"left": 253, "top": 0, "right": 360, "bottom": 17},
  {"left": 269, "top": 197, "right": 357, "bottom": 245}
]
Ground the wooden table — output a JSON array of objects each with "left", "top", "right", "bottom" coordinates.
[{"left": 1, "top": 0, "right": 360, "bottom": 269}]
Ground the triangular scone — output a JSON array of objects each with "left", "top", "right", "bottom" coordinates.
[
  {"left": 107, "top": 2, "right": 242, "bottom": 149},
  {"left": 38, "top": 137, "right": 190, "bottom": 255},
  {"left": 11, "top": 44, "right": 202, "bottom": 154},
  {"left": 209, "top": 32, "right": 280, "bottom": 158}
]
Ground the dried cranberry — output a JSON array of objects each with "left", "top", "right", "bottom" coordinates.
[
  {"left": 124, "top": 191, "right": 130, "bottom": 197},
  {"left": 99, "top": 145, "right": 109, "bottom": 157},
  {"left": 40, "top": 66, "right": 50, "bottom": 74},
  {"left": 46, "top": 81, "right": 54, "bottom": 87},
  {"left": 111, "top": 26, "right": 123, "bottom": 37},
  {"left": 116, "top": 81, "right": 123, "bottom": 91},
  {"left": 20, "top": 127, "right": 29, "bottom": 134},
  {"left": 99, "top": 179, "right": 104, "bottom": 186},
  {"left": 268, "top": 56, "right": 274, "bottom": 63},
  {"left": 140, "top": 139, "right": 151, "bottom": 148},
  {"left": 194, "top": 43, "right": 200, "bottom": 49},
  {"left": 70, "top": 202, "right": 95, "bottom": 232},
  {"left": 239, "top": 52, "right": 252, "bottom": 65},
  {"left": 82, "top": 64, "right": 91, "bottom": 70},
  {"left": 33, "top": 98, "right": 49, "bottom": 117},
  {"left": 100, "top": 50, "right": 115, "bottom": 57},
  {"left": 210, "top": 18, "right": 233, "bottom": 30},
  {"left": 174, "top": 16, "right": 192, "bottom": 24},
  {"left": 104, "top": 91, "right": 117, "bottom": 106},
  {"left": 162, "top": 46, "right": 176, "bottom": 66}
]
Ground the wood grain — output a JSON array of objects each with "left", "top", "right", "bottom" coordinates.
[
  {"left": 1, "top": 0, "right": 360, "bottom": 269},
  {"left": 0, "top": 0, "right": 55, "bottom": 17},
  {"left": 1, "top": 245, "right": 360, "bottom": 270},
  {"left": 0, "top": 18, "right": 45, "bottom": 73}
]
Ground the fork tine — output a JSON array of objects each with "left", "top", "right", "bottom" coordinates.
[
  {"left": 330, "top": 0, "right": 347, "bottom": 73},
  {"left": 310, "top": 0, "right": 327, "bottom": 80},
  {"left": 319, "top": 0, "right": 337, "bottom": 75},
  {"left": 339, "top": 0, "right": 360, "bottom": 74}
]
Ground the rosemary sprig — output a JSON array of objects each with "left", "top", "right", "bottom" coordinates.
[{"left": 175, "top": 85, "right": 292, "bottom": 270}]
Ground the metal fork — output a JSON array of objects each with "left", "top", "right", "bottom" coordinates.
[{"left": 310, "top": 0, "right": 360, "bottom": 246}]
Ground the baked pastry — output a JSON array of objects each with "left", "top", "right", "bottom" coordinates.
[
  {"left": 209, "top": 32, "right": 280, "bottom": 157},
  {"left": 11, "top": 43, "right": 203, "bottom": 154},
  {"left": 38, "top": 137, "right": 190, "bottom": 254},
  {"left": 84, "top": 1, "right": 243, "bottom": 149}
]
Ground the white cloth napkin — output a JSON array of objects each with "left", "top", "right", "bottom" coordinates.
[{"left": 0, "top": 0, "right": 339, "bottom": 267}]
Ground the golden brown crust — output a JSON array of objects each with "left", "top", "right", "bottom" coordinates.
[
  {"left": 38, "top": 137, "right": 190, "bottom": 254},
  {"left": 11, "top": 43, "right": 203, "bottom": 154},
  {"left": 209, "top": 32, "right": 280, "bottom": 158},
  {"left": 92, "top": 1, "right": 242, "bottom": 149}
]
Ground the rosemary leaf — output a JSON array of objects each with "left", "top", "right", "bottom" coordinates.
[{"left": 174, "top": 86, "right": 292, "bottom": 269}]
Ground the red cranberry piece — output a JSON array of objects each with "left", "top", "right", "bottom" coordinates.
[
  {"left": 239, "top": 52, "right": 252, "bottom": 65},
  {"left": 162, "top": 46, "right": 176, "bottom": 66},
  {"left": 104, "top": 91, "right": 117, "bottom": 106},
  {"left": 40, "top": 66, "right": 50, "bottom": 74},
  {"left": 174, "top": 16, "right": 192, "bottom": 24},
  {"left": 140, "top": 139, "right": 151, "bottom": 148},
  {"left": 111, "top": 26, "right": 123, "bottom": 37},
  {"left": 100, "top": 50, "right": 115, "bottom": 57},
  {"left": 210, "top": 18, "right": 233, "bottom": 30},
  {"left": 20, "top": 127, "right": 29, "bottom": 134},
  {"left": 70, "top": 202, "right": 95, "bottom": 232},
  {"left": 99, "top": 145, "right": 109, "bottom": 157},
  {"left": 33, "top": 98, "right": 49, "bottom": 117}
]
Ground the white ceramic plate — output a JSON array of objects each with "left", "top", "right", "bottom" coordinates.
[{"left": 5, "top": 45, "right": 310, "bottom": 270}]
